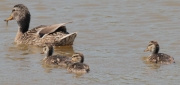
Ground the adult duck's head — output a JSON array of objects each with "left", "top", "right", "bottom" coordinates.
[
  {"left": 4, "top": 4, "right": 31, "bottom": 33},
  {"left": 144, "top": 41, "right": 159, "bottom": 54}
]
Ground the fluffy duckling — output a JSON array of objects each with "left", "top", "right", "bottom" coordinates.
[
  {"left": 68, "top": 53, "right": 90, "bottom": 74},
  {"left": 144, "top": 41, "right": 175, "bottom": 64},
  {"left": 41, "top": 44, "right": 70, "bottom": 66}
]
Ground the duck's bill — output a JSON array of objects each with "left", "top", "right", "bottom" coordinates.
[
  {"left": 4, "top": 15, "right": 13, "bottom": 27},
  {"left": 4, "top": 15, "right": 13, "bottom": 21},
  {"left": 144, "top": 49, "right": 149, "bottom": 52}
]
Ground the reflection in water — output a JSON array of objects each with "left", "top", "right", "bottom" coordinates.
[
  {"left": 6, "top": 54, "right": 27, "bottom": 61},
  {"left": 41, "top": 61, "right": 84, "bottom": 77},
  {"left": 3, "top": 44, "right": 75, "bottom": 66},
  {"left": 54, "top": 46, "right": 75, "bottom": 57},
  {"left": 7, "top": 43, "right": 42, "bottom": 54},
  {"left": 41, "top": 63, "right": 59, "bottom": 73},
  {"left": 5, "top": 44, "right": 30, "bottom": 61},
  {"left": 74, "top": 73, "right": 85, "bottom": 78},
  {"left": 142, "top": 56, "right": 161, "bottom": 69}
]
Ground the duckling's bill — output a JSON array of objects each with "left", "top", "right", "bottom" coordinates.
[
  {"left": 144, "top": 49, "right": 149, "bottom": 52},
  {"left": 40, "top": 52, "right": 44, "bottom": 54}
]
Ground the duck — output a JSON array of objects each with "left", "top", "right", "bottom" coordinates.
[
  {"left": 68, "top": 53, "right": 90, "bottom": 74},
  {"left": 41, "top": 44, "right": 70, "bottom": 66},
  {"left": 4, "top": 4, "right": 77, "bottom": 47},
  {"left": 144, "top": 41, "right": 175, "bottom": 64}
]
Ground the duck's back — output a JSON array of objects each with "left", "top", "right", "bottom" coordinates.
[
  {"left": 43, "top": 55, "right": 70, "bottom": 65},
  {"left": 149, "top": 53, "right": 175, "bottom": 64},
  {"left": 17, "top": 24, "right": 77, "bottom": 46},
  {"left": 68, "top": 63, "right": 90, "bottom": 74}
]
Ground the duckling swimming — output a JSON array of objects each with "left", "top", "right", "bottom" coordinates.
[
  {"left": 41, "top": 44, "right": 70, "bottom": 66},
  {"left": 68, "top": 53, "right": 90, "bottom": 74},
  {"left": 4, "top": 4, "right": 77, "bottom": 46},
  {"left": 144, "top": 41, "right": 175, "bottom": 64}
]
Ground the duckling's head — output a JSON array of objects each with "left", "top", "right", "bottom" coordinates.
[
  {"left": 5, "top": 4, "right": 31, "bottom": 33},
  {"left": 71, "top": 53, "right": 84, "bottom": 63},
  {"left": 144, "top": 41, "right": 159, "bottom": 54},
  {"left": 41, "top": 44, "right": 54, "bottom": 57}
]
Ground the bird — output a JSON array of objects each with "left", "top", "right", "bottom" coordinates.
[
  {"left": 67, "top": 53, "right": 90, "bottom": 74},
  {"left": 144, "top": 41, "right": 175, "bottom": 64},
  {"left": 41, "top": 44, "right": 70, "bottom": 66},
  {"left": 4, "top": 4, "right": 77, "bottom": 47}
]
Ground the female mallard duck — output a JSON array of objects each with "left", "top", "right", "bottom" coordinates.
[
  {"left": 68, "top": 53, "right": 90, "bottom": 74},
  {"left": 144, "top": 41, "right": 175, "bottom": 64},
  {"left": 4, "top": 4, "right": 77, "bottom": 46},
  {"left": 41, "top": 44, "right": 70, "bottom": 66}
]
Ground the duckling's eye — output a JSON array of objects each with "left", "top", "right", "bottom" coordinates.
[
  {"left": 12, "top": 9, "right": 15, "bottom": 12},
  {"left": 43, "top": 48, "right": 46, "bottom": 51}
]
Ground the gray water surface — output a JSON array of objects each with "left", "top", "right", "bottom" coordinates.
[{"left": 0, "top": 0, "right": 180, "bottom": 85}]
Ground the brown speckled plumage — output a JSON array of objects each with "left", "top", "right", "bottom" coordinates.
[
  {"left": 67, "top": 53, "right": 90, "bottom": 74},
  {"left": 42, "top": 44, "right": 70, "bottom": 66},
  {"left": 144, "top": 41, "right": 175, "bottom": 64},
  {"left": 5, "top": 4, "right": 77, "bottom": 47}
]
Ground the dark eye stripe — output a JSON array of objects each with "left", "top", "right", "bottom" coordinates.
[
  {"left": 148, "top": 44, "right": 152, "bottom": 46},
  {"left": 12, "top": 9, "right": 15, "bottom": 12}
]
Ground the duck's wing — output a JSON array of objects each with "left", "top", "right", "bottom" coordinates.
[
  {"left": 26, "top": 22, "right": 77, "bottom": 46},
  {"left": 31, "top": 22, "right": 72, "bottom": 38},
  {"left": 157, "top": 53, "right": 175, "bottom": 63},
  {"left": 43, "top": 56, "right": 59, "bottom": 65},
  {"left": 39, "top": 23, "right": 69, "bottom": 35},
  {"left": 55, "top": 55, "right": 70, "bottom": 61}
]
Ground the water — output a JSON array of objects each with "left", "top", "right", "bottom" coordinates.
[{"left": 0, "top": 0, "right": 180, "bottom": 85}]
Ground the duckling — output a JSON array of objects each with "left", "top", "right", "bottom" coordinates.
[
  {"left": 68, "top": 53, "right": 90, "bottom": 74},
  {"left": 144, "top": 41, "right": 175, "bottom": 64},
  {"left": 41, "top": 44, "right": 70, "bottom": 66},
  {"left": 4, "top": 4, "right": 77, "bottom": 46}
]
